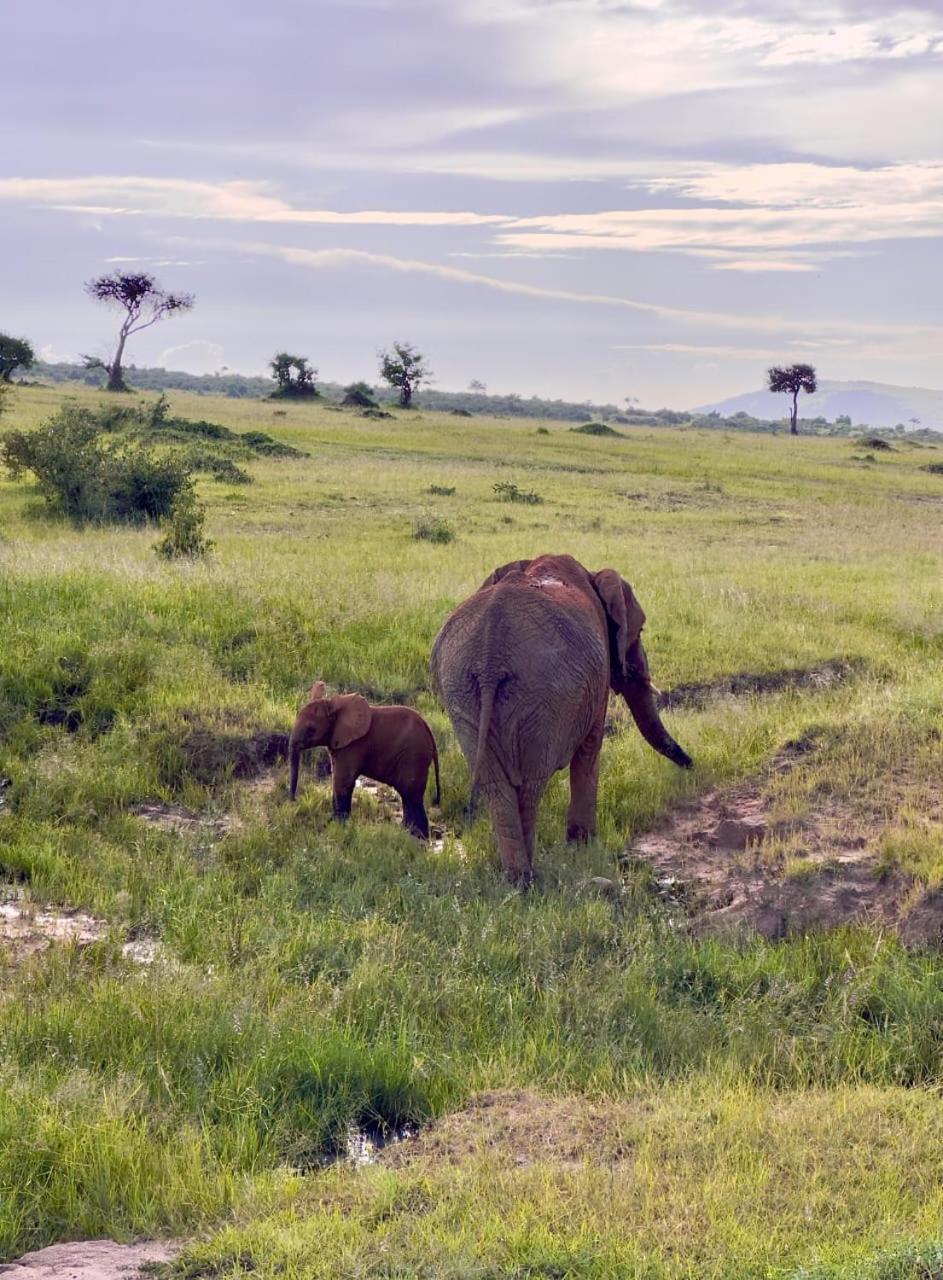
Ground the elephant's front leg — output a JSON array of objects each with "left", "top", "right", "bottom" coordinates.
[
  {"left": 331, "top": 757, "right": 356, "bottom": 821},
  {"left": 566, "top": 725, "right": 604, "bottom": 843}
]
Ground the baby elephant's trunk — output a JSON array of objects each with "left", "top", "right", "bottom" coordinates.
[{"left": 288, "top": 737, "right": 302, "bottom": 799}]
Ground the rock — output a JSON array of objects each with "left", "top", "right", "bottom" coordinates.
[
  {"left": 710, "top": 818, "right": 767, "bottom": 850},
  {"left": 0, "top": 1240, "right": 177, "bottom": 1280},
  {"left": 585, "top": 876, "right": 622, "bottom": 901}
]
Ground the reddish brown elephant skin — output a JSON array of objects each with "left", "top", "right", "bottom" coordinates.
[
  {"left": 430, "top": 553, "right": 691, "bottom": 884},
  {"left": 289, "top": 688, "right": 440, "bottom": 839}
]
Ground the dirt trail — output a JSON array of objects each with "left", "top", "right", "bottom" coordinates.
[
  {"left": 624, "top": 740, "right": 941, "bottom": 945},
  {"left": 0, "top": 1241, "right": 176, "bottom": 1280},
  {"left": 656, "top": 659, "right": 859, "bottom": 712}
]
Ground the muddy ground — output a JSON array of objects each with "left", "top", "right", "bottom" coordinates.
[{"left": 623, "top": 736, "right": 943, "bottom": 946}]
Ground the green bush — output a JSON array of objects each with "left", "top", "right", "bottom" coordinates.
[
  {"left": 427, "top": 484, "right": 456, "bottom": 496},
  {"left": 412, "top": 514, "right": 455, "bottom": 543},
  {"left": 922, "top": 462, "right": 943, "bottom": 476},
  {"left": 493, "top": 480, "right": 543, "bottom": 504},
  {"left": 153, "top": 488, "right": 213, "bottom": 559},
  {"left": 570, "top": 421, "right": 623, "bottom": 437},
  {"left": 1, "top": 406, "right": 189, "bottom": 522}
]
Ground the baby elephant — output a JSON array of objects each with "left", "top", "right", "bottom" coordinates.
[{"left": 288, "top": 682, "right": 441, "bottom": 838}]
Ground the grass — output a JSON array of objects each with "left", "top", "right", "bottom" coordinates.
[{"left": 0, "top": 382, "right": 942, "bottom": 1275}]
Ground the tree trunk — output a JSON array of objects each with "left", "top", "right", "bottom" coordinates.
[
  {"left": 107, "top": 333, "right": 128, "bottom": 392},
  {"left": 790, "top": 389, "right": 799, "bottom": 435}
]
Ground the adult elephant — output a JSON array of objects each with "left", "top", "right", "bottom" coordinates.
[{"left": 430, "top": 554, "right": 692, "bottom": 884}]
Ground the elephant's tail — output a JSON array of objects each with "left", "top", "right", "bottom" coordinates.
[
  {"left": 472, "top": 679, "right": 500, "bottom": 793},
  {"left": 432, "top": 733, "right": 441, "bottom": 805}
]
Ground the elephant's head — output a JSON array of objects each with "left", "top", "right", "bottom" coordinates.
[
  {"left": 288, "top": 682, "right": 373, "bottom": 798},
  {"left": 592, "top": 569, "right": 693, "bottom": 770}
]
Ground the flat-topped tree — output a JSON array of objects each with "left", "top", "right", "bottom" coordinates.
[
  {"left": 0, "top": 334, "right": 35, "bottom": 382},
  {"left": 380, "top": 341, "right": 430, "bottom": 408},
  {"left": 270, "top": 353, "right": 318, "bottom": 398},
  {"left": 767, "top": 363, "right": 817, "bottom": 435},
  {"left": 83, "top": 271, "right": 194, "bottom": 392}
]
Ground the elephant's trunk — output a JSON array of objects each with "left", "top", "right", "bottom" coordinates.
[
  {"left": 621, "top": 678, "right": 693, "bottom": 769},
  {"left": 289, "top": 737, "right": 302, "bottom": 799}
]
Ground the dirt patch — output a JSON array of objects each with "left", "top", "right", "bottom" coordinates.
[
  {"left": 622, "top": 742, "right": 942, "bottom": 945},
  {"left": 0, "top": 894, "right": 166, "bottom": 967},
  {"left": 0, "top": 1240, "right": 176, "bottom": 1280},
  {"left": 131, "top": 803, "right": 232, "bottom": 839},
  {"left": 382, "top": 1089, "right": 645, "bottom": 1170},
  {"left": 657, "top": 659, "right": 859, "bottom": 711}
]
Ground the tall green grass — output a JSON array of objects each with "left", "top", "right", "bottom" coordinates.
[{"left": 1, "top": 384, "right": 942, "bottom": 1271}]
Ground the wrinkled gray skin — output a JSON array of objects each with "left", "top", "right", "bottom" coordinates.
[{"left": 430, "top": 554, "right": 692, "bottom": 884}]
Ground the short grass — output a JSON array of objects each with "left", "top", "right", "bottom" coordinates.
[{"left": 1, "top": 384, "right": 943, "bottom": 1277}]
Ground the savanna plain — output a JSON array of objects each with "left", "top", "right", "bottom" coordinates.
[{"left": 2, "top": 383, "right": 943, "bottom": 1279}]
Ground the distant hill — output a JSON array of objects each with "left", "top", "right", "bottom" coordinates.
[{"left": 698, "top": 380, "right": 943, "bottom": 432}]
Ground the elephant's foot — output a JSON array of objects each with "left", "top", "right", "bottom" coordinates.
[{"left": 566, "top": 823, "right": 596, "bottom": 843}]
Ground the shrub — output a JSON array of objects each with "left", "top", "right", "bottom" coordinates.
[
  {"left": 536, "top": 427, "right": 550, "bottom": 435},
  {"left": 153, "top": 487, "right": 213, "bottom": 559},
  {"left": 362, "top": 408, "right": 394, "bottom": 420},
  {"left": 412, "top": 515, "right": 455, "bottom": 544},
  {"left": 1, "top": 406, "right": 189, "bottom": 522},
  {"left": 450, "top": 408, "right": 472, "bottom": 417},
  {"left": 493, "top": 480, "right": 543, "bottom": 505},
  {"left": 570, "top": 421, "right": 623, "bottom": 437},
  {"left": 208, "top": 458, "right": 252, "bottom": 485},
  {"left": 922, "top": 463, "right": 943, "bottom": 476},
  {"left": 427, "top": 484, "right": 456, "bottom": 496},
  {"left": 341, "top": 382, "right": 378, "bottom": 408},
  {"left": 856, "top": 435, "right": 892, "bottom": 451}
]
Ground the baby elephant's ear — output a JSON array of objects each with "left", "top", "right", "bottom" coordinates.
[
  {"left": 329, "top": 694, "right": 372, "bottom": 750},
  {"left": 307, "top": 680, "right": 327, "bottom": 702},
  {"left": 592, "top": 569, "right": 647, "bottom": 683}
]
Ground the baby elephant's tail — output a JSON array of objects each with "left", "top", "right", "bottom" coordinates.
[{"left": 431, "top": 732, "right": 441, "bottom": 805}]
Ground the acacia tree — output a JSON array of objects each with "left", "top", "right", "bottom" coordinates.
[
  {"left": 379, "top": 341, "right": 430, "bottom": 408},
  {"left": 0, "top": 334, "right": 35, "bottom": 382},
  {"left": 83, "top": 272, "right": 194, "bottom": 392},
  {"left": 767, "top": 363, "right": 817, "bottom": 435},
  {"left": 270, "top": 353, "right": 318, "bottom": 397}
]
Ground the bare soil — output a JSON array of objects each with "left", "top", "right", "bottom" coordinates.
[
  {"left": 0, "top": 895, "right": 165, "bottom": 967},
  {"left": 656, "top": 659, "right": 859, "bottom": 712},
  {"left": 0, "top": 1242, "right": 175, "bottom": 1280},
  {"left": 623, "top": 741, "right": 943, "bottom": 946}
]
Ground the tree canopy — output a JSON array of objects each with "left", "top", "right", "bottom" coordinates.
[
  {"left": 379, "top": 342, "right": 431, "bottom": 408},
  {"left": 767, "top": 363, "right": 817, "bottom": 435},
  {"left": 0, "top": 334, "right": 35, "bottom": 382},
  {"left": 84, "top": 272, "right": 194, "bottom": 392},
  {"left": 270, "top": 353, "right": 318, "bottom": 398}
]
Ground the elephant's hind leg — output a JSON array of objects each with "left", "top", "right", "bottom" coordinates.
[
  {"left": 485, "top": 786, "right": 533, "bottom": 886},
  {"left": 566, "top": 726, "right": 603, "bottom": 843},
  {"left": 401, "top": 790, "right": 430, "bottom": 839}
]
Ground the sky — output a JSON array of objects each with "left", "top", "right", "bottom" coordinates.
[{"left": 2, "top": 0, "right": 943, "bottom": 408}]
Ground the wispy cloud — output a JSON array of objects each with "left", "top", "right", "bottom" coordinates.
[{"left": 0, "top": 177, "right": 506, "bottom": 227}]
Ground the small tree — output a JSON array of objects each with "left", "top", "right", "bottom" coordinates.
[
  {"left": 767, "top": 363, "right": 817, "bottom": 435},
  {"left": 468, "top": 379, "right": 487, "bottom": 395},
  {"left": 0, "top": 334, "right": 35, "bottom": 382},
  {"left": 341, "top": 380, "right": 378, "bottom": 408},
  {"left": 379, "top": 341, "right": 430, "bottom": 408},
  {"left": 83, "top": 272, "right": 194, "bottom": 392},
  {"left": 270, "top": 353, "right": 318, "bottom": 398}
]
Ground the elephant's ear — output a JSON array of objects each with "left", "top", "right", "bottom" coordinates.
[
  {"left": 592, "top": 569, "right": 647, "bottom": 684},
  {"left": 479, "top": 558, "right": 531, "bottom": 591},
  {"left": 307, "top": 679, "right": 327, "bottom": 703},
  {"left": 329, "top": 694, "right": 372, "bottom": 750}
]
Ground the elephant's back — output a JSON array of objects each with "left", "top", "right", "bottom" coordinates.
[{"left": 431, "top": 577, "right": 609, "bottom": 784}]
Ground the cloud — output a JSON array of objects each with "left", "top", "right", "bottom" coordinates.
[
  {"left": 158, "top": 340, "right": 225, "bottom": 374},
  {"left": 226, "top": 238, "right": 943, "bottom": 344},
  {"left": 0, "top": 177, "right": 507, "bottom": 227}
]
